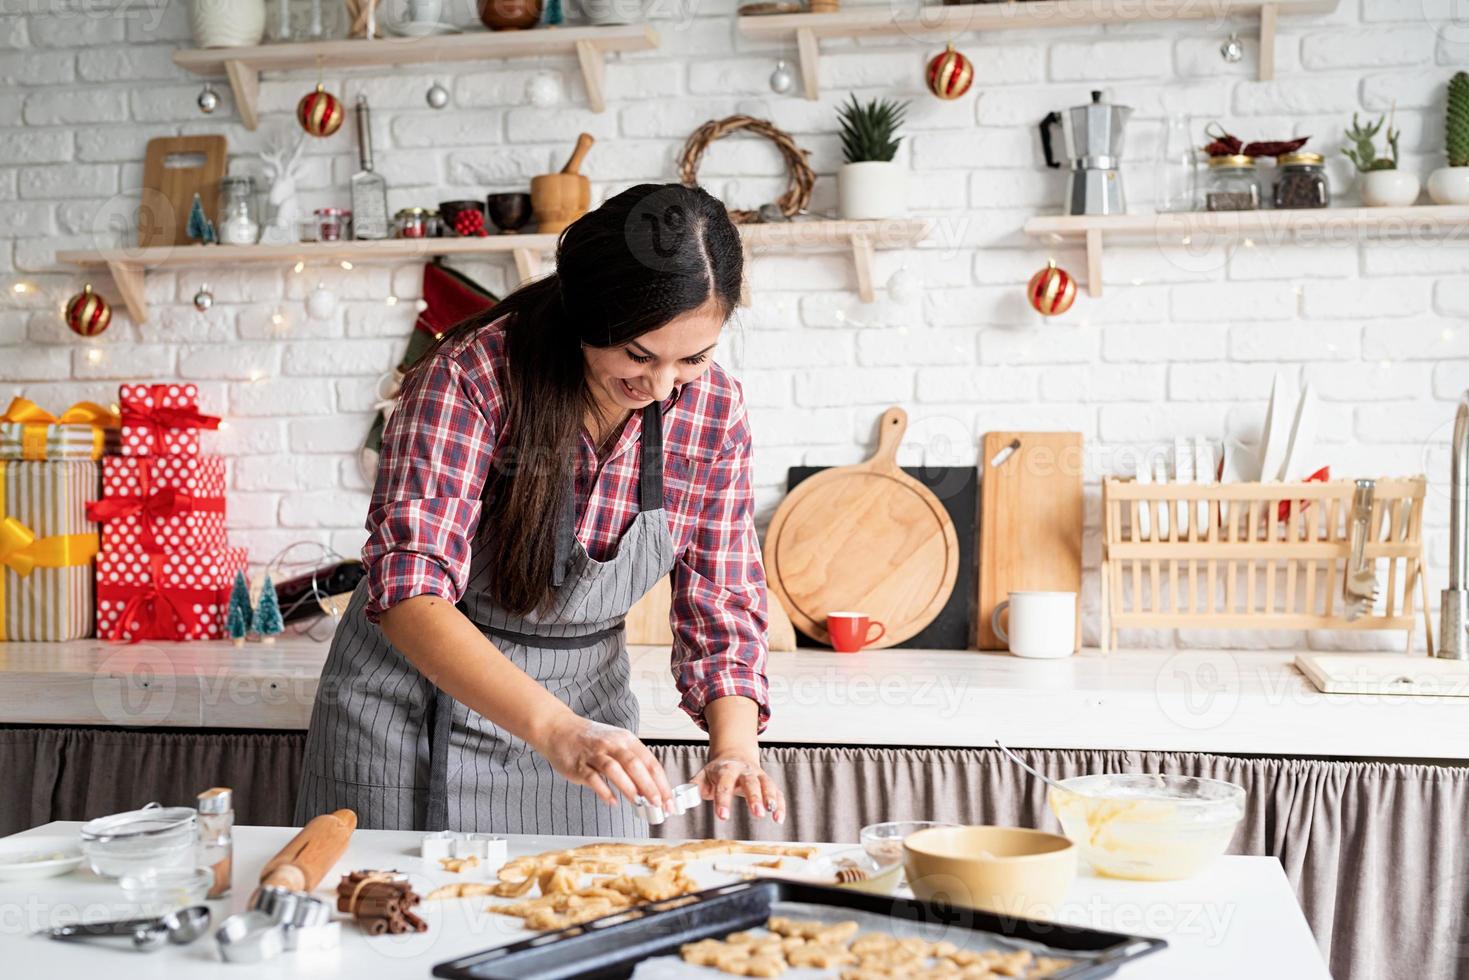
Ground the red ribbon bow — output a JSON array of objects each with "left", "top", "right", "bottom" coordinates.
[
  {"left": 87, "top": 487, "right": 223, "bottom": 523},
  {"left": 120, "top": 385, "right": 221, "bottom": 453}
]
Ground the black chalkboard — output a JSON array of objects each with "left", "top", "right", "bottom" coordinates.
[{"left": 784, "top": 465, "right": 978, "bottom": 651}]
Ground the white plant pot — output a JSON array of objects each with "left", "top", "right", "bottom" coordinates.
[
  {"left": 571, "top": 0, "right": 652, "bottom": 24},
  {"left": 190, "top": 0, "right": 266, "bottom": 48},
  {"left": 1359, "top": 169, "right": 1420, "bottom": 208},
  {"left": 838, "top": 161, "right": 907, "bottom": 220},
  {"left": 1427, "top": 166, "right": 1469, "bottom": 205}
]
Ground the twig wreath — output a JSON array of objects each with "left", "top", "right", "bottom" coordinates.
[{"left": 677, "top": 115, "right": 815, "bottom": 223}]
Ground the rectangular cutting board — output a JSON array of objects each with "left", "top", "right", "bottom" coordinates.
[
  {"left": 141, "top": 135, "right": 228, "bottom": 248},
  {"left": 977, "top": 432, "right": 1083, "bottom": 650},
  {"left": 788, "top": 465, "right": 978, "bottom": 650}
]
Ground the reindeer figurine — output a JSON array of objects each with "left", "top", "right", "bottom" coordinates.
[{"left": 259, "top": 130, "right": 309, "bottom": 245}]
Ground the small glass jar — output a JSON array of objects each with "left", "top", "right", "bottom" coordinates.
[
  {"left": 1273, "top": 152, "right": 1329, "bottom": 209},
  {"left": 197, "top": 787, "right": 233, "bottom": 900},
  {"left": 315, "top": 207, "right": 352, "bottom": 242},
  {"left": 394, "top": 207, "right": 430, "bottom": 239},
  {"left": 1204, "top": 155, "right": 1260, "bottom": 211},
  {"left": 217, "top": 176, "right": 260, "bottom": 245},
  {"left": 426, "top": 209, "right": 443, "bottom": 238}
]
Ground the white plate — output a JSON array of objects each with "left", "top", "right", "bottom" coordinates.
[
  {"left": 0, "top": 836, "right": 85, "bottom": 881},
  {"left": 384, "top": 19, "right": 460, "bottom": 36},
  {"left": 1279, "top": 384, "right": 1319, "bottom": 483},
  {"left": 1257, "top": 371, "right": 1297, "bottom": 482}
]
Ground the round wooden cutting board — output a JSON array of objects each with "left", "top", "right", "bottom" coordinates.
[{"left": 764, "top": 407, "right": 960, "bottom": 648}]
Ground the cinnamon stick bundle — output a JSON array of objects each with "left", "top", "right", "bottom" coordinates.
[{"left": 337, "top": 870, "right": 426, "bottom": 936}]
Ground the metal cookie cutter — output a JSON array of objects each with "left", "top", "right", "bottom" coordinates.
[
  {"left": 215, "top": 911, "right": 285, "bottom": 964},
  {"left": 282, "top": 896, "right": 340, "bottom": 952},
  {"left": 635, "top": 782, "right": 704, "bottom": 825},
  {"left": 421, "top": 830, "right": 507, "bottom": 866}
]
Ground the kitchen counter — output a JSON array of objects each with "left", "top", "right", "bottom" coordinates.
[
  {"left": 0, "top": 821, "right": 1329, "bottom": 979},
  {"left": 1, "top": 635, "right": 1466, "bottom": 760}
]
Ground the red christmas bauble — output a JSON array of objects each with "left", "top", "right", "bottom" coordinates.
[
  {"left": 926, "top": 43, "right": 973, "bottom": 101},
  {"left": 65, "top": 284, "right": 112, "bottom": 336},
  {"left": 297, "top": 83, "right": 345, "bottom": 138},
  {"left": 1027, "top": 260, "right": 1077, "bottom": 316}
]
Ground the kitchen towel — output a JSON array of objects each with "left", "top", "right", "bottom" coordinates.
[
  {"left": 0, "top": 459, "right": 100, "bottom": 641},
  {"left": 118, "top": 383, "right": 221, "bottom": 457},
  {"left": 96, "top": 546, "right": 247, "bottom": 642},
  {"left": 90, "top": 455, "right": 227, "bottom": 554},
  {"left": 0, "top": 397, "right": 119, "bottom": 460}
]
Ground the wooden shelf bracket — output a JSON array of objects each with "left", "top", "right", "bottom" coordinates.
[{"left": 106, "top": 260, "right": 148, "bottom": 325}]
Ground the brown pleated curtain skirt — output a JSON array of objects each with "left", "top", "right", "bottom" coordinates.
[{"left": 3, "top": 726, "right": 1465, "bottom": 980}]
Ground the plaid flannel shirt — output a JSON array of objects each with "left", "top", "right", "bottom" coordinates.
[{"left": 363, "top": 320, "right": 770, "bottom": 731}]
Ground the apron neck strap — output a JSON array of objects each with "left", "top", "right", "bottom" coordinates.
[{"left": 638, "top": 403, "right": 664, "bottom": 513}]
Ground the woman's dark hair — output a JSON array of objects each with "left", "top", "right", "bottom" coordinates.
[{"left": 435, "top": 182, "right": 742, "bottom": 615}]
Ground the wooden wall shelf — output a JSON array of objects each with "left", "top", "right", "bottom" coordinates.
[
  {"left": 172, "top": 25, "right": 659, "bottom": 126},
  {"left": 1023, "top": 205, "right": 1469, "bottom": 297},
  {"left": 737, "top": 0, "right": 1338, "bottom": 98},
  {"left": 57, "top": 218, "right": 932, "bottom": 322}
]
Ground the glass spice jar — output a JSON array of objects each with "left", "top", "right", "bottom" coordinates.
[
  {"left": 315, "top": 207, "right": 352, "bottom": 242},
  {"left": 196, "top": 787, "right": 233, "bottom": 899},
  {"left": 217, "top": 176, "right": 260, "bottom": 245},
  {"left": 1204, "top": 155, "right": 1260, "bottom": 211},
  {"left": 394, "top": 207, "right": 430, "bottom": 239},
  {"left": 1273, "top": 152, "right": 1329, "bottom": 209}
]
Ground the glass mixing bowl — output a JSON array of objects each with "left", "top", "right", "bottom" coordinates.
[
  {"left": 79, "top": 805, "right": 198, "bottom": 878},
  {"left": 1048, "top": 773, "right": 1245, "bottom": 882}
]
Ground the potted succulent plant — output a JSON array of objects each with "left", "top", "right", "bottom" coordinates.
[
  {"left": 1344, "top": 111, "right": 1418, "bottom": 207},
  {"left": 1428, "top": 71, "right": 1469, "bottom": 204},
  {"left": 837, "top": 95, "right": 909, "bottom": 220}
]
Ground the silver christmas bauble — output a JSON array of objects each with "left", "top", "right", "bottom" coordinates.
[
  {"left": 769, "top": 59, "right": 795, "bottom": 95},
  {"left": 426, "top": 82, "right": 449, "bottom": 109},
  {"left": 306, "top": 284, "right": 338, "bottom": 320},
  {"left": 886, "top": 267, "right": 921, "bottom": 304},
  {"left": 526, "top": 73, "right": 561, "bottom": 109},
  {"left": 192, "top": 287, "right": 214, "bottom": 311},
  {"left": 197, "top": 84, "right": 219, "bottom": 114},
  {"left": 1220, "top": 34, "right": 1244, "bottom": 63}
]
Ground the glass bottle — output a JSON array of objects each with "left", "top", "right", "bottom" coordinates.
[
  {"left": 1155, "top": 115, "right": 1198, "bottom": 213},
  {"left": 217, "top": 177, "right": 260, "bottom": 245},
  {"left": 197, "top": 787, "right": 233, "bottom": 900},
  {"left": 1273, "top": 152, "right": 1329, "bottom": 209},
  {"left": 1204, "top": 155, "right": 1260, "bottom": 211}
]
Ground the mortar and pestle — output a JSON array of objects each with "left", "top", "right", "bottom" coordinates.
[{"left": 531, "top": 133, "right": 594, "bottom": 235}]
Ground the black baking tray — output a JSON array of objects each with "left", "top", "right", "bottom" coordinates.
[{"left": 431, "top": 879, "right": 1166, "bottom": 980}]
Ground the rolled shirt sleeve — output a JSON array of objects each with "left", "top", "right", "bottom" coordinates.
[
  {"left": 362, "top": 352, "right": 498, "bottom": 623},
  {"left": 669, "top": 398, "right": 771, "bottom": 732}
]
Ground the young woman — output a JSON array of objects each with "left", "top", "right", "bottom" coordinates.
[{"left": 295, "top": 183, "right": 781, "bottom": 835}]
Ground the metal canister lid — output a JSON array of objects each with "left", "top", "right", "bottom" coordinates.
[
  {"left": 1207, "top": 154, "right": 1256, "bottom": 168},
  {"left": 1277, "top": 152, "right": 1324, "bottom": 167},
  {"left": 198, "top": 787, "right": 233, "bottom": 814},
  {"left": 396, "top": 207, "right": 429, "bottom": 218}
]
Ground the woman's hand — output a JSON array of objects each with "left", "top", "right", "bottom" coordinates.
[
  {"left": 693, "top": 751, "right": 786, "bottom": 824},
  {"left": 534, "top": 713, "right": 677, "bottom": 812}
]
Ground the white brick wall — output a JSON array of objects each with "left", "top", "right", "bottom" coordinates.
[{"left": 1, "top": 0, "right": 1466, "bottom": 648}]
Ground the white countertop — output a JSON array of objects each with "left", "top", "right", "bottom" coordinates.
[
  {"left": 1, "top": 635, "right": 1466, "bottom": 760},
  {"left": 0, "top": 822, "right": 1328, "bottom": 980}
]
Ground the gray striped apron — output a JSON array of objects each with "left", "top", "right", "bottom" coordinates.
[{"left": 295, "top": 404, "right": 674, "bottom": 836}]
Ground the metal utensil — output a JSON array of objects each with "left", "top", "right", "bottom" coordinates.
[
  {"left": 993, "top": 740, "right": 1084, "bottom": 798},
  {"left": 215, "top": 910, "right": 285, "bottom": 964},
  {"left": 1343, "top": 478, "right": 1379, "bottom": 621},
  {"left": 350, "top": 97, "right": 388, "bottom": 240},
  {"left": 41, "top": 905, "right": 211, "bottom": 951}
]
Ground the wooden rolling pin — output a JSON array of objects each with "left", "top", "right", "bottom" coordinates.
[{"left": 259, "top": 809, "right": 358, "bottom": 893}]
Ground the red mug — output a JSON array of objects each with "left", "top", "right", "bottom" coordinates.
[{"left": 827, "top": 612, "right": 885, "bottom": 653}]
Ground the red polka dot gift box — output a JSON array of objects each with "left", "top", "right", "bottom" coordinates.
[
  {"left": 118, "top": 383, "right": 221, "bottom": 457},
  {"left": 89, "top": 456, "right": 227, "bottom": 554},
  {"left": 96, "top": 546, "right": 248, "bottom": 642}
]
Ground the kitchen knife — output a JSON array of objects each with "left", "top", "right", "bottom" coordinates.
[{"left": 351, "top": 97, "right": 388, "bottom": 240}]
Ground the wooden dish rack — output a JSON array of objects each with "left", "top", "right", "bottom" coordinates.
[{"left": 1100, "top": 477, "right": 1434, "bottom": 652}]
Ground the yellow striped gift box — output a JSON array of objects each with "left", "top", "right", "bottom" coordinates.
[
  {"left": 0, "top": 460, "right": 101, "bottom": 641},
  {"left": 0, "top": 398, "right": 119, "bottom": 460}
]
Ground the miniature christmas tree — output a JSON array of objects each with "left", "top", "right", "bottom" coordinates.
[
  {"left": 226, "top": 571, "right": 252, "bottom": 647},
  {"left": 186, "top": 193, "right": 217, "bottom": 244},
  {"left": 251, "top": 574, "right": 284, "bottom": 644},
  {"left": 544, "top": 0, "right": 563, "bottom": 25}
]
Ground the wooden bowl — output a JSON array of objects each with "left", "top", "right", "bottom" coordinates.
[
  {"left": 439, "top": 200, "right": 485, "bottom": 234},
  {"left": 486, "top": 193, "right": 532, "bottom": 234},
  {"left": 479, "top": 0, "right": 543, "bottom": 30},
  {"left": 903, "top": 826, "right": 1076, "bottom": 918},
  {"left": 529, "top": 173, "right": 589, "bottom": 235}
]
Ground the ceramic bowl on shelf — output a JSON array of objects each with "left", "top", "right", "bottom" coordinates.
[
  {"left": 439, "top": 199, "right": 487, "bottom": 235},
  {"left": 571, "top": 0, "right": 654, "bottom": 25},
  {"left": 1047, "top": 773, "right": 1245, "bottom": 882},
  {"left": 487, "top": 192, "right": 534, "bottom": 234},
  {"left": 478, "top": 0, "right": 543, "bottom": 30},
  {"left": 902, "top": 825, "right": 1077, "bottom": 918}
]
